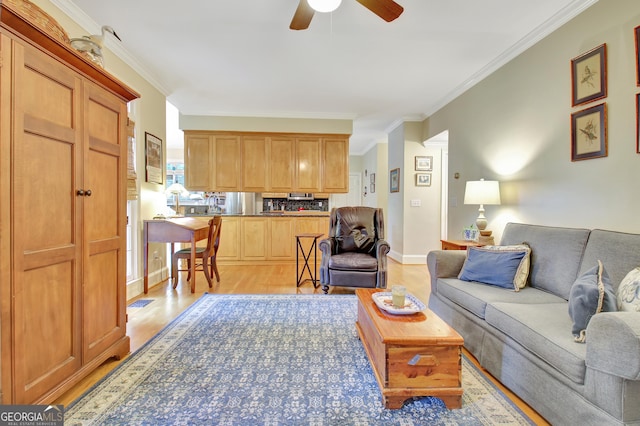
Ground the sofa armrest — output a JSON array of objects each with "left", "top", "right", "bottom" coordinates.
[
  {"left": 586, "top": 312, "right": 640, "bottom": 380},
  {"left": 426, "top": 250, "right": 467, "bottom": 294}
]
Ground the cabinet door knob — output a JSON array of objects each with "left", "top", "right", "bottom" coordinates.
[
  {"left": 85, "top": 189, "right": 92, "bottom": 197},
  {"left": 76, "top": 189, "right": 85, "bottom": 196}
]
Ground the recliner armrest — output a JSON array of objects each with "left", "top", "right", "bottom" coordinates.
[
  {"left": 375, "top": 239, "right": 390, "bottom": 259},
  {"left": 586, "top": 312, "right": 640, "bottom": 380},
  {"left": 426, "top": 250, "right": 467, "bottom": 294},
  {"left": 319, "top": 237, "right": 336, "bottom": 255}
]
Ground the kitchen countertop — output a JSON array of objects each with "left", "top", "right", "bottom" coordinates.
[{"left": 182, "top": 211, "right": 330, "bottom": 218}]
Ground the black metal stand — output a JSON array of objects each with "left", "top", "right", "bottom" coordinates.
[{"left": 296, "top": 233, "right": 323, "bottom": 288}]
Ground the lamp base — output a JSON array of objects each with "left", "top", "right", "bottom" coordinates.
[{"left": 478, "top": 230, "right": 494, "bottom": 245}]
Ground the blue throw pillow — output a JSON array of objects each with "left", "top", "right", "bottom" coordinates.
[
  {"left": 458, "top": 247, "right": 527, "bottom": 289},
  {"left": 568, "top": 260, "right": 617, "bottom": 343}
]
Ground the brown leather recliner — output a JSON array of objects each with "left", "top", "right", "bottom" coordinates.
[{"left": 319, "top": 206, "right": 390, "bottom": 294}]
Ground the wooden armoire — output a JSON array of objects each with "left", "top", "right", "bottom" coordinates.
[{"left": 0, "top": 1, "right": 139, "bottom": 403}]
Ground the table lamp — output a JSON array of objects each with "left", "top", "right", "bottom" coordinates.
[
  {"left": 165, "top": 183, "right": 189, "bottom": 216},
  {"left": 464, "top": 179, "right": 501, "bottom": 245}
]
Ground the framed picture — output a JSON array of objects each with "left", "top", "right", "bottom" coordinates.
[
  {"left": 635, "top": 25, "right": 640, "bottom": 86},
  {"left": 145, "top": 132, "right": 163, "bottom": 184},
  {"left": 571, "top": 103, "right": 607, "bottom": 161},
  {"left": 416, "top": 173, "right": 431, "bottom": 186},
  {"left": 571, "top": 43, "right": 607, "bottom": 107},
  {"left": 370, "top": 183, "right": 375, "bottom": 193},
  {"left": 390, "top": 168, "right": 400, "bottom": 193},
  {"left": 415, "top": 156, "right": 433, "bottom": 171},
  {"left": 370, "top": 173, "right": 375, "bottom": 184}
]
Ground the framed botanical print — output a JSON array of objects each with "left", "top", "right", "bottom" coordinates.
[
  {"left": 390, "top": 168, "right": 400, "bottom": 193},
  {"left": 416, "top": 173, "right": 431, "bottom": 186},
  {"left": 635, "top": 25, "right": 640, "bottom": 86},
  {"left": 571, "top": 44, "right": 607, "bottom": 107},
  {"left": 571, "top": 103, "right": 607, "bottom": 161}
]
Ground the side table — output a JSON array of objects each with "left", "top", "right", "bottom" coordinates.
[
  {"left": 296, "top": 233, "right": 324, "bottom": 288},
  {"left": 441, "top": 239, "right": 483, "bottom": 250}
]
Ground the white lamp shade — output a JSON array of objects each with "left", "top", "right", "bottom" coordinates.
[
  {"left": 165, "top": 183, "right": 189, "bottom": 197},
  {"left": 464, "top": 179, "right": 501, "bottom": 205},
  {"left": 308, "top": 0, "right": 342, "bottom": 13}
]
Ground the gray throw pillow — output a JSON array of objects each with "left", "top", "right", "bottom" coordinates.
[{"left": 568, "top": 260, "right": 617, "bottom": 343}]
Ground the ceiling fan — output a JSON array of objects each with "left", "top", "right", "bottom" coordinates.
[{"left": 290, "top": 0, "right": 404, "bottom": 30}]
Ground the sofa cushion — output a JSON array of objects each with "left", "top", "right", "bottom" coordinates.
[
  {"left": 579, "top": 229, "right": 640, "bottom": 292},
  {"left": 568, "top": 260, "right": 617, "bottom": 343},
  {"left": 617, "top": 267, "right": 640, "bottom": 312},
  {"left": 485, "top": 302, "right": 587, "bottom": 384},
  {"left": 458, "top": 246, "right": 528, "bottom": 289},
  {"left": 437, "top": 278, "right": 566, "bottom": 319},
  {"left": 500, "top": 223, "right": 590, "bottom": 299}
]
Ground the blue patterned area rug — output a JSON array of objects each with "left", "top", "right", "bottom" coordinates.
[{"left": 66, "top": 294, "right": 534, "bottom": 425}]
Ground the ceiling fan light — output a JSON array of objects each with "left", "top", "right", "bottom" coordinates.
[{"left": 307, "top": 0, "right": 342, "bottom": 13}]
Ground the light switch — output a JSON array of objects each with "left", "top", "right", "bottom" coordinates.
[{"left": 410, "top": 199, "right": 421, "bottom": 207}]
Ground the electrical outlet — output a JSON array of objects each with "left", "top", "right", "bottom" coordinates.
[
  {"left": 319, "top": 201, "right": 322, "bottom": 207},
  {"left": 153, "top": 250, "right": 159, "bottom": 260}
]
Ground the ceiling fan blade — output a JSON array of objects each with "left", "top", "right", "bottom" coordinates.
[
  {"left": 290, "top": 0, "right": 315, "bottom": 30},
  {"left": 355, "top": 0, "right": 404, "bottom": 22}
]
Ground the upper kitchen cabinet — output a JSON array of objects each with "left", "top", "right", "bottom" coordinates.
[
  {"left": 184, "top": 132, "right": 213, "bottom": 191},
  {"left": 322, "top": 137, "right": 349, "bottom": 193},
  {"left": 295, "top": 137, "right": 322, "bottom": 193},
  {"left": 184, "top": 131, "right": 349, "bottom": 192},
  {"left": 241, "top": 135, "right": 269, "bottom": 192},
  {"left": 268, "top": 136, "right": 296, "bottom": 191},
  {"left": 212, "top": 134, "right": 241, "bottom": 191}
]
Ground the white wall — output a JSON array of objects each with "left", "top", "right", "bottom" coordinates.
[{"left": 425, "top": 0, "right": 640, "bottom": 243}]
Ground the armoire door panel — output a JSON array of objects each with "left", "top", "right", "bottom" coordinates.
[
  {"left": 86, "top": 150, "right": 119, "bottom": 241},
  {"left": 84, "top": 250, "right": 121, "bottom": 360},
  {"left": 21, "top": 133, "right": 75, "bottom": 251},
  {"left": 14, "top": 262, "right": 79, "bottom": 403}
]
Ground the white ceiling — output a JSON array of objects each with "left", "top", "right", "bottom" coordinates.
[{"left": 61, "top": 0, "right": 595, "bottom": 154}]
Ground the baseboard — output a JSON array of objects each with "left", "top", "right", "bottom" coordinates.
[
  {"left": 388, "top": 251, "right": 427, "bottom": 265},
  {"left": 127, "top": 267, "right": 169, "bottom": 301}
]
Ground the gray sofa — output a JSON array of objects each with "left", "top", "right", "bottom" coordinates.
[{"left": 427, "top": 222, "right": 640, "bottom": 426}]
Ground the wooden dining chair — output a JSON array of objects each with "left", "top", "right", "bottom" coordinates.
[{"left": 172, "top": 216, "right": 222, "bottom": 289}]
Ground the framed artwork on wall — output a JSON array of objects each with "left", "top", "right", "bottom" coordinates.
[
  {"left": 416, "top": 173, "right": 431, "bottom": 186},
  {"left": 635, "top": 25, "right": 640, "bottom": 86},
  {"left": 571, "top": 44, "right": 607, "bottom": 107},
  {"left": 571, "top": 102, "right": 607, "bottom": 161},
  {"left": 415, "top": 156, "right": 433, "bottom": 171},
  {"left": 370, "top": 173, "right": 375, "bottom": 184},
  {"left": 370, "top": 183, "right": 375, "bottom": 193},
  {"left": 145, "top": 132, "right": 163, "bottom": 184},
  {"left": 390, "top": 168, "right": 400, "bottom": 193}
]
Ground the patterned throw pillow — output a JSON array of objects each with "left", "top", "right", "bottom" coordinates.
[
  {"left": 458, "top": 245, "right": 530, "bottom": 290},
  {"left": 568, "top": 260, "right": 617, "bottom": 343},
  {"left": 617, "top": 267, "right": 640, "bottom": 312}
]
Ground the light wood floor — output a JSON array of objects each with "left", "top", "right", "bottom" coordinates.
[{"left": 55, "top": 260, "right": 548, "bottom": 424}]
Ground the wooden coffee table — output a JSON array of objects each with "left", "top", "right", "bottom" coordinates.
[{"left": 355, "top": 288, "right": 464, "bottom": 409}]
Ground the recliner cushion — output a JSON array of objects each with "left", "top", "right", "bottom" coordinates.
[
  {"left": 335, "top": 208, "right": 376, "bottom": 254},
  {"left": 329, "top": 252, "right": 377, "bottom": 272}
]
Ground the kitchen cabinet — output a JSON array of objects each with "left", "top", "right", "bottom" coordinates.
[
  {"left": 184, "top": 131, "right": 349, "bottom": 193},
  {"left": 322, "top": 137, "right": 349, "bottom": 192},
  {"left": 217, "top": 216, "right": 241, "bottom": 261},
  {"left": 267, "top": 217, "right": 295, "bottom": 260},
  {"left": 241, "top": 135, "right": 269, "bottom": 192},
  {"left": 241, "top": 217, "right": 268, "bottom": 260},
  {"left": 295, "top": 137, "right": 322, "bottom": 192},
  {"left": 212, "top": 135, "right": 241, "bottom": 191},
  {"left": 0, "top": 5, "right": 138, "bottom": 404},
  {"left": 269, "top": 136, "right": 296, "bottom": 191},
  {"left": 184, "top": 133, "right": 213, "bottom": 191}
]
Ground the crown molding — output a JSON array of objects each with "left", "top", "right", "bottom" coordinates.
[
  {"left": 422, "top": 0, "right": 598, "bottom": 118},
  {"left": 49, "top": 0, "right": 171, "bottom": 96}
]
